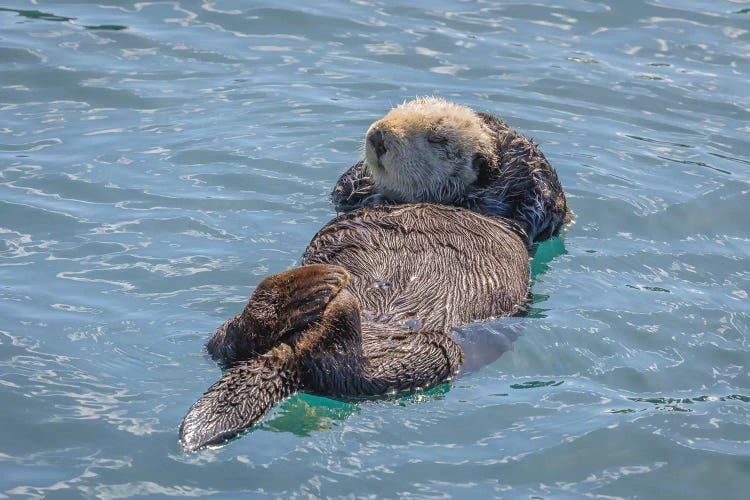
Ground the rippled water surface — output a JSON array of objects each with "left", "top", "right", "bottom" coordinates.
[{"left": 2, "top": 0, "right": 749, "bottom": 498}]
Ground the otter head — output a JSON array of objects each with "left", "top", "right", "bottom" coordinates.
[{"left": 364, "top": 97, "right": 496, "bottom": 204}]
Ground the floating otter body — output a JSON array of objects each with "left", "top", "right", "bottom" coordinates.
[{"left": 179, "top": 98, "right": 570, "bottom": 452}]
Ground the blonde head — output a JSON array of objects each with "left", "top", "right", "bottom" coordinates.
[{"left": 364, "top": 97, "right": 496, "bottom": 204}]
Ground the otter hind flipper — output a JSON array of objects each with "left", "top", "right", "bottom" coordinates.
[
  {"left": 179, "top": 344, "right": 301, "bottom": 452},
  {"left": 206, "top": 264, "right": 351, "bottom": 366}
]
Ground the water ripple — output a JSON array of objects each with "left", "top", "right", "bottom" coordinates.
[{"left": 1, "top": 0, "right": 749, "bottom": 497}]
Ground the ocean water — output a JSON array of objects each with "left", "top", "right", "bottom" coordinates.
[{"left": 1, "top": 0, "right": 749, "bottom": 497}]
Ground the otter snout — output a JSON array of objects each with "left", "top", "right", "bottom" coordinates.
[{"left": 368, "top": 129, "right": 387, "bottom": 160}]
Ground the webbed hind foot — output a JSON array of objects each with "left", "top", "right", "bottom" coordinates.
[
  {"left": 264, "top": 264, "right": 351, "bottom": 336},
  {"left": 207, "top": 264, "right": 351, "bottom": 364}
]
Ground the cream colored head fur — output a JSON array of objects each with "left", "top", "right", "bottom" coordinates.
[{"left": 364, "top": 97, "right": 496, "bottom": 204}]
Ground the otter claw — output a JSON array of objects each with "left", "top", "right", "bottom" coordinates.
[{"left": 323, "top": 275, "right": 347, "bottom": 285}]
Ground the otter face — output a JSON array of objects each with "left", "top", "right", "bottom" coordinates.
[{"left": 364, "top": 97, "right": 496, "bottom": 204}]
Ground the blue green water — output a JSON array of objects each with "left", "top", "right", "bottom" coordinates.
[{"left": 1, "top": 1, "right": 749, "bottom": 497}]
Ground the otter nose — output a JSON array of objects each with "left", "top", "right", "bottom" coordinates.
[{"left": 369, "top": 130, "right": 387, "bottom": 159}]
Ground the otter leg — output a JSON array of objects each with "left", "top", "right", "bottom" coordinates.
[
  {"left": 207, "top": 264, "right": 350, "bottom": 364},
  {"left": 296, "top": 290, "right": 465, "bottom": 398},
  {"left": 180, "top": 344, "right": 300, "bottom": 452},
  {"left": 183, "top": 265, "right": 354, "bottom": 451},
  {"left": 359, "top": 327, "right": 464, "bottom": 395}
]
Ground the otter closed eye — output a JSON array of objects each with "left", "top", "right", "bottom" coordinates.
[{"left": 369, "top": 129, "right": 387, "bottom": 159}]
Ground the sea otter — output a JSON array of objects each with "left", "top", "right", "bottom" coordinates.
[{"left": 179, "top": 98, "right": 570, "bottom": 452}]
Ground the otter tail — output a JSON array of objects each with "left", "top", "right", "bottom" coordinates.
[{"left": 179, "top": 344, "right": 301, "bottom": 452}]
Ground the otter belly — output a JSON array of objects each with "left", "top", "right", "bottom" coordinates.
[{"left": 302, "top": 204, "right": 530, "bottom": 334}]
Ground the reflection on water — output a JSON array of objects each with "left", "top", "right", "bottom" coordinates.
[
  {"left": 531, "top": 234, "right": 568, "bottom": 281},
  {"left": 262, "top": 394, "right": 360, "bottom": 437},
  {"left": 451, "top": 318, "right": 527, "bottom": 375}
]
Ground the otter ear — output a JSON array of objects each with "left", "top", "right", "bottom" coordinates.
[
  {"left": 472, "top": 154, "right": 492, "bottom": 187},
  {"left": 179, "top": 345, "right": 300, "bottom": 452}
]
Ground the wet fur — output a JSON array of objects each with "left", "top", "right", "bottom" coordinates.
[
  {"left": 180, "top": 205, "right": 529, "bottom": 452},
  {"left": 180, "top": 99, "right": 570, "bottom": 452}
]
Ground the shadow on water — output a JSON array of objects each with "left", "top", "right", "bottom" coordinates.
[
  {"left": 258, "top": 235, "right": 569, "bottom": 437},
  {"left": 0, "top": 7, "right": 127, "bottom": 30},
  {"left": 260, "top": 384, "right": 455, "bottom": 436},
  {"left": 450, "top": 318, "right": 527, "bottom": 375},
  {"left": 261, "top": 384, "right": 455, "bottom": 436},
  {"left": 0, "top": 7, "right": 74, "bottom": 22}
]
